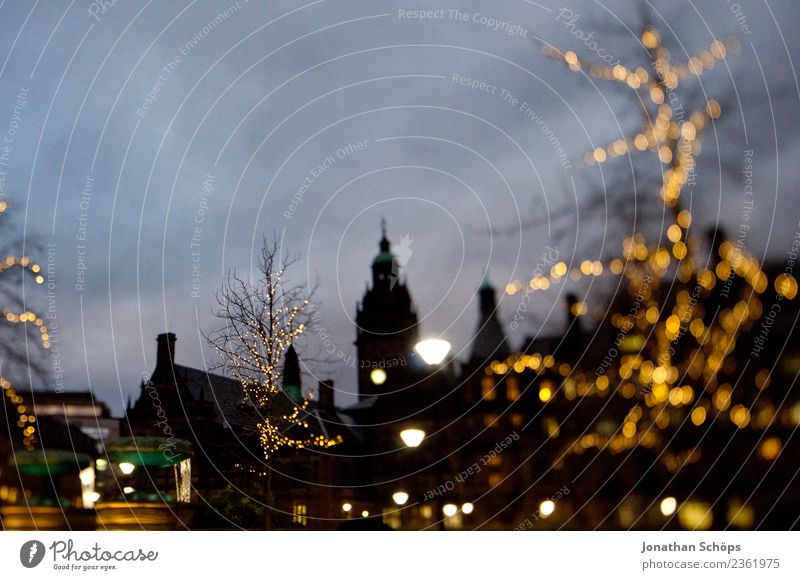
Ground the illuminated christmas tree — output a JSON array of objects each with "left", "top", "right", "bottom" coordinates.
[
  {"left": 0, "top": 199, "right": 50, "bottom": 452},
  {"left": 206, "top": 236, "right": 341, "bottom": 462},
  {"left": 480, "top": 24, "right": 798, "bottom": 529}
]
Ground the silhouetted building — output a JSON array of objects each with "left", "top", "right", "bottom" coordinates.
[
  {"left": 31, "top": 390, "right": 119, "bottom": 444},
  {"left": 355, "top": 221, "right": 418, "bottom": 400}
]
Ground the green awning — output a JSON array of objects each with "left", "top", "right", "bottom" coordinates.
[
  {"left": 9, "top": 450, "right": 92, "bottom": 476},
  {"left": 105, "top": 437, "right": 192, "bottom": 468}
]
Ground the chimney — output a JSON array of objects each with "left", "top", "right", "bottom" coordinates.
[
  {"left": 154, "top": 333, "right": 177, "bottom": 378},
  {"left": 317, "top": 379, "right": 336, "bottom": 411}
]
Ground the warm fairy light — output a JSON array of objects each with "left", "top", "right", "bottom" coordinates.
[
  {"left": 539, "top": 385, "right": 553, "bottom": 403},
  {"left": 642, "top": 27, "right": 660, "bottom": 49},
  {"left": 775, "top": 274, "right": 798, "bottom": 300},
  {"left": 462, "top": 502, "right": 474, "bottom": 514},
  {"left": 730, "top": 405, "right": 751, "bottom": 429},
  {"left": 759, "top": 437, "right": 781, "bottom": 460},
  {"left": 443, "top": 504, "right": 458, "bottom": 517},
  {"left": 342, "top": 502, "right": 352, "bottom": 512}
]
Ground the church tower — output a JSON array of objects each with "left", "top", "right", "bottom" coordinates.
[
  {"left": 355, "top": 221, "right": 418, "bottom": 400},
  {"left": 467, "top": 278, "right": 510, "bottom": 367}
]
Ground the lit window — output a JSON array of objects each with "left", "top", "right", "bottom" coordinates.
[
  {"left": 292, "top": 503, "right": 307, "bottom": 526},
  {"left": 483, "top": 413, "right": 498, "bottom": 428},
  {"left": 481, "top": 377, "right": 496, "bottom": 401},
  {"left": 506, "top": 377, "right": 520, "bottom": 401}
]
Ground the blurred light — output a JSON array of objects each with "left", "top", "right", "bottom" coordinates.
[
  {"left": 78, "top": 467, "right": 94, "bottom": 486},
  {"left": 361, "top": 510, "right": 370, "bottom": 518},
  {"left": 539, "top": 500, "right": 555, "bottom": 517},
  {"left": 95, "top": 459, "right": 108, "bottom": 471},
  {"left": 400, "top": 428, "right": 425, "bottom": 448},
  {"left": 119, "top": 462, "right": 135, "bottom": 475},
  {"left": 678, "top": 501, "right": 713, "bottom": 530},
  {"left": 370, "top": 368, "right": 387, "bottom": 385},
  {"left": 759, "top": 437, "right": 781, "bottom": 460},
  {"left": 461, "top": 502, "right": 474, "bottom": 515},
  {"left": 392, "top": 492, "right": 409, "bottom": 506},
  {"left": 642, "top": 27, "right": 660, "bottom": 49},
  {"left": 443, "top": 504, "right": 458, "bottom": 517},
  {"left": 660, "top": 497, "right": 677, "bottom": 516},
  {"left": 342, "top": 502, "right": 352, "bottom": 512},
  {"left": 123, "top": 487, "right": 134, "bottom": 494},
  {"left": 775, "top": 274, "right": 798, "bottom": 300},
  {"left": 414, "top": 339, "right": 451, "bottom": 365},
  {"left": 727, "top": 502, "right": 755, "bottom": 529}
]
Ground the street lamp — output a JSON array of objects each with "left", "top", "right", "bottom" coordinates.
[
  {"left": 370, "top": 368, "right": 387, "bottom": 385},
  {"left": 461, "top": 502, "right": 474, "bottom": 514},
  {"left": 442, "top": 503, "right": 458, "bottom": 517},
  {"left": 539, "top": 500, "right": 555, "bottom": 517},
  {"left": 399, "top": 428, "right": 425, "bottom": 448},
  {"left": 392, "top": 491, "right": 409, "bottom": 505},
  {"left": 414, "top": 338, "right": 451, "bottom": 365},
  {"left": 118, "top": 462, "right": 135, "bottom": 475}
]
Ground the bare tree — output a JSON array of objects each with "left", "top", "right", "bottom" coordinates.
[
  {"left": 205, "top": 235, "right": 340, "bottom": 461},
  {"left": 0, "top": 201, "right": 50, "bottom": 452}
]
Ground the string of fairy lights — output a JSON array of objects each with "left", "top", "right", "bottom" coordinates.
[
  {"left": 212, "top": 272, "right": 341, "bottom": 460},
  {"left": 485, "top": 26, "right": 797, "bottom": 505},
  {"left": 0, "top": 239, "right": 49, "bottom": 451}
]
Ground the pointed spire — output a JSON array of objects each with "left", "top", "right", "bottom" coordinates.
[
  {"left": 469, "top": 278, "right": 510, "bottom": 364},
  {"left": 379, "top": 217, "right": 390, "bottom": 253},
  {"left": 282, "top": 344, "right": 302, "bottom": 403}
]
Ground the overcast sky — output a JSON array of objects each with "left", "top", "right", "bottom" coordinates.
[{"left": 1, "top": 0, "right": 798, "bottom": 414}]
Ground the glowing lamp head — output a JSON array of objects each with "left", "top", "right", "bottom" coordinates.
[
  {"left": 392, "top": 492, "right": 409, "bottom": 505},
  {"left": 118, "top": 462, "right": 135, "bottom": 475},
  {"left": 400, "top": 428, "right": 425, "bottom": 448},
  {"left": 539, "top": 500, "right": 555, "bottom": 517},
  {"left": 461, "top": 502, "right": 474, "bottom": 515},
  {"left": 443, "top": 503, "right": 458, "bottom": 517},
  {"left": 414, "top": 338, "right": 451, "bottom": 365},
  {"left": 342, "top": 503, "right": 352, "bottom": 513},
  {"left": 370, "top": 368, "right": 387, "bottom": 385}
]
